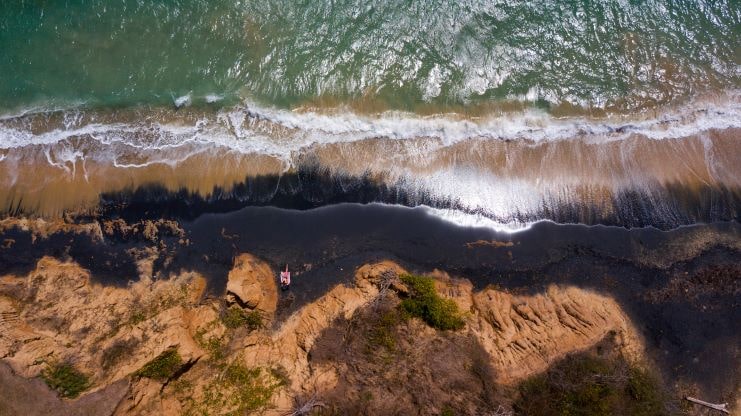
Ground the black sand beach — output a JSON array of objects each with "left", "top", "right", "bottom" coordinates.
[{"left": 1, "top": 202, "right": 738, "bottom": 401}]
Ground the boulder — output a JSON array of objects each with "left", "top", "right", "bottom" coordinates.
[{"left": 226, "top": 254, "right": 277, "bottom": 315}]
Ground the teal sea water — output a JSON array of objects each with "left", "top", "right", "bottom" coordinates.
[
  {"left": 0, "top": 1, "right": 740, "bottom": 227},
  {"left": 1, "top": 0, "right": 738, "bottom": 113}
]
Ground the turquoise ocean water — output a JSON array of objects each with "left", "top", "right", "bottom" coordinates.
[{"left": 1, "top": 0, "right": 738, "bottom": 113}]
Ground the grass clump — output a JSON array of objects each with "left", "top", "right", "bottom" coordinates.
[
  {"left": 179, "top": 360, "right": 283, "bottom": 416},
  {"left": 41, "top": 362, "right": 90, "bottom": 399},
  {"left": 626, "top": 367, "right": 666, "bottom": 414},
  {"left": 244, "top": 310, "right": 264, "bottom": 331},
  {"left": 135, "top": 348, "right": 183, "bottom": 381},
  {"left": 367, "top": 309, "right": 405, "bottom": 352},
  {"left": 195, "top": 326, "right": 227, "bottom": 362},
  {"left": 513, "top": 354, "right": 667, "bottom": 416},
  {"left": 128, "top": 310, "right": 147, "bottom": 325},
  {"left": 222, "top": 306, "right": 263, "bottom": 331},
  {"left": 399, "top": 274, "right": 465, "bottom": 331},
  {"left": 182, "top": 317, "right": 282, "bottom": 414},
  {"left": 269, "top": 365, "right": 290, "bottom": 387}
]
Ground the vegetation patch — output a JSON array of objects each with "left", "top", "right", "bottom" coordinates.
[
  {"left": 41, "top": 362, "right": 91, "bottom": 399},
  {"left": 222, "top": 306, "right": 263, "bottom": 331},
  {"left": 177, "top": 360, "right": 283, "bottom": 416},
  {"left": 513, "top": 354, "right": 667, "bottom": 416},
  {"left": 178, "top": 318, "right": 282, "bottom": 414},
  {"left": 135, "top": 348, "right": 183, "bottom": 381},
  {"left": 269, "top": 365, "right": 290, "bottom": 387},
  {"left": 399, "top": 274, "right": 465, "bottom": 330},
  {"left": 195, "top": 326, "right": 227, "bottom": 362},
  {"left": 128, "top": 309, "right": 147, "bottom": 325},
  {"left": 366, "top": 309, "right": 405, "bottom": 353}
]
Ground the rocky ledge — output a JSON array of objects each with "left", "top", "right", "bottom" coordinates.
[{"left": 0, "top": 251, "right": 667, "bottom": 415}]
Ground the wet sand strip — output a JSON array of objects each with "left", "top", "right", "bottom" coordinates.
[{"left": 85, "top": 168, "right": 741, "bottom": 229}]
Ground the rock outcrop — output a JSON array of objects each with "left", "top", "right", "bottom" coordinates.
[
  {"left": 0, "top": 256, "right": 208, "bottom": 387},
  {"left": 226, "top": 253, "right": 278, "bottom": 314},
  {"left": 428, "top": 271, "right": 644, "bottom": 384},
  {"left": 0, "top": 255, "right": 646, "bottom": 415},
  {"left": 471, "top": 284, "right": 643, "bottom": 383},
  {"left": 239, "top": 261, "right": 407, "bottom": 394},
  {"left": 0, "top": 217, "right": 104, "bottom": 242}
]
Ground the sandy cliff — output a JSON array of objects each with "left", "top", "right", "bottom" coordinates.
[{"left": 0, "top": 254, "right": 646, "bottom": 415}]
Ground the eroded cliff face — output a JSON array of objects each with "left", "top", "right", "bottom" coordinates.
[
  {"left": 470, "top": 284, "right": 643, "bottom": 383},
  {"left": 1, "top": 257, "right": 206, "bottom": 380},
  {"left": 0, "top": 254, "right": 646, "bottom": 415}
]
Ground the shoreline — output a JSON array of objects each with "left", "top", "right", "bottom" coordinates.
[
  {"left": 1, "top": 203, "right": 739, "bottom": 398},
  {"left": 2, "top": 134, "right": 740, "bottom": 227},
  {"left": 2, "top": 95, "right": 738, "bottom": 225},
  {"left": 2, "top": 1, "right": 738, "bottom": 412}
]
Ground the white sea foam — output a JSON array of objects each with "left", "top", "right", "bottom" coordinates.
[
  {"left": 174, "top": 94, "right": 192, "bottom": 108},
  {"left": 0, "top": 91, "right": 738, "bottom": 162},
  {"left": 0, "top": 94, "right": 737, "bottom": 227},
  {"left": 205, "top": 94, "right": 224, "bottom": 103},
  {"left": 419, "top": 205, "right": 534, "bottom": 233},
  {"left": 235, "top": 92, "right": 741, "bottom": 146}
]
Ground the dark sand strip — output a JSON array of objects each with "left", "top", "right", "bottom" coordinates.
[{"left": 1, "top": 203, "right": 739, "bottom": 395}]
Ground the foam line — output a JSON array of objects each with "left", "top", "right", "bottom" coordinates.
[{"left": 0, "top": 91, "right": 738, "bottom": 156}]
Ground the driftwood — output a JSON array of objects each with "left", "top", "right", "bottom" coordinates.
[{"left": 685, "top": 397, "right": 730, "bottom": 414}]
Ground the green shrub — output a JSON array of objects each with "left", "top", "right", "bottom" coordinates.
[
  {"left": 513, "top": 354, "right": 667, "bottom": 416},
  {"left": 223, "top": 364, "right": 276, "bottom": 411},
  {"left": 182, "top": 362, "right": 283, "bottom": 416},
  {"left": 399, "top": 274, "right": 465, "bottom": 330},
  {"left": 222, "top": 306, "right": 263, "bottom": 331},
  {"left": 41, "top": 362, "right": 90, "bottom": 399},
  {"left": 367, "top": 309, "right": 405, "bottom": 351},
  {"left": 269, "top": 365, "right": 290, "bottom": 387},
  {"left": 195, "top": 327, "right": 227, "bottom": 363},
  {"left": 128, "top": 310, "right": 147, "bottom": 325},
  {"left": 135, "top": 348, "right": 183, "bottom": 380},
  {"left": 626, "top": 367, "right": 665, "bottom": 415}
]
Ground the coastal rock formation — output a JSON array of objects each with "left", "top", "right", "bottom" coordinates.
[
  {"left": 428, "top": 271, "right": 643, "bottom": 383},
  {"left": 0, "top": 255, "right": 647, "bottom": 415},
  {"left": 0, "top": 257, "right": 208, "bottom": 385},
  {"left": 239, "top": 261, "right": 407, "bottom": 392},
  {"left": 471, "top": 285, "right": 642, "bottom": 383},
  {"left": 100, "top": 218, "right": 185, "bottom": 243},
  {"left": 0, "top": 217, "right": 104, "bottom": 242},
  {"left": 305, "top": 269, "right": 646, "bottom": 414},
  {"left": 226, "top": 253, "right": 278, "bottom": 313},
  {"left": 0, "top": 363, "right": 130, "bottom": 416}
]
